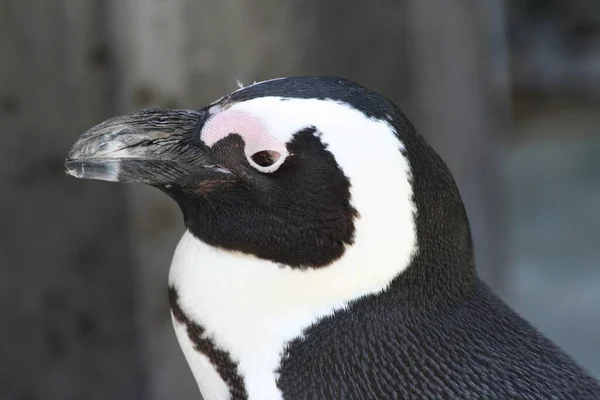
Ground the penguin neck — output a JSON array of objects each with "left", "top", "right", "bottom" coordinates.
[
  {"left": 167, "top": 223, "right": 418, "bottom": 399},
  {"left": 391, "top": 124, "right": 478, "bottom": 306},
  {"left": 168, "top": 225, "right": 419, "bottom": 335}
]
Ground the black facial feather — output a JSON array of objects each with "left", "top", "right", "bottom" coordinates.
[{"left": 166, "top": 127, "right": 358, "bottom": 268}]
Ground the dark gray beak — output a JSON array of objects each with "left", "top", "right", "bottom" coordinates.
[{"left": 65, "top": 108, "right": 214, "bottom": 185}]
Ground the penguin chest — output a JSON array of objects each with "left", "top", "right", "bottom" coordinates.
[
  {"left": 171, "top": 306, "right": 311, "bottom": 400},
  {"left": 169, "top": 293, "right": 305, "bottom": 400},
  {"left": 167, "top": 231, "right": 408, "bottom": 399}
]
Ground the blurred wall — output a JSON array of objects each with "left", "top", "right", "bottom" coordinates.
[{"left": 0, "top": 1, "right": 144, "bottom": 399}]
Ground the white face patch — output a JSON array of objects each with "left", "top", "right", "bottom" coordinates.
[
  {"left": 201, "top": 108, "right": 289, "bottom": 173},
  {"left": 169, "top": 97, "right": 417, "bottom": 400}
]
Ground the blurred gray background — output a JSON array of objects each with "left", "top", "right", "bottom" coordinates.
[{"left": 1, "top": 1, "right": 599, "bottom": 399}]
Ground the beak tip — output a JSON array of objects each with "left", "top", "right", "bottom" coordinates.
[
  {"left": 64, "top": 159, "right": 83, "bottom": 179},
  {"left": 64, "top": 159, "right": 121, "bottom": 182}
]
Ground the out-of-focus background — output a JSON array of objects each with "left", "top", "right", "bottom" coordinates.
[{"left": 1, "top": 1, "right": 599, "bottom": 399}]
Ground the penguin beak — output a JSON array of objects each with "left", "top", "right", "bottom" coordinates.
[{"left": 65, "top": 108, "right": 216, "bottom": 186}]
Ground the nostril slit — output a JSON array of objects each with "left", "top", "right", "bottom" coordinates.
[{"left": 251, "top": 150, "right": 281, "bottom": 167}]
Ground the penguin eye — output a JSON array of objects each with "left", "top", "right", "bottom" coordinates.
[{"left": 250, "top": 150, "right": 281, "bottom": 168}]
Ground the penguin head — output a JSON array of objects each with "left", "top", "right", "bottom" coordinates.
[{"left": 66, "top": 76, "right": 474, "bottom": 300}]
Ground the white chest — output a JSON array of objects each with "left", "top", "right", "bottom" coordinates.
[
  {"left": 168, "top": 238, "right": 340, "bottom": 399},
  {"left": 167, "top": 224, "right": 416, "bottom": 400}
]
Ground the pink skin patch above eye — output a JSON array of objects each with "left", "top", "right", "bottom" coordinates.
[{"left": 200, "top": 109, "right": 288, "bottom": 170}]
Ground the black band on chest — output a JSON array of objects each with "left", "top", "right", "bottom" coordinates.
[{"left": 169, "top": 286, "right": 248, "bottom": 399}]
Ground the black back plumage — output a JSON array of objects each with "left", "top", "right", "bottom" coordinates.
[{"left": 278, "top": 279, "right": 600, "bottom": 399}]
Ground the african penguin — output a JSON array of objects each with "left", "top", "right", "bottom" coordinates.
[{"left": 65, "top": 76, "right": 600, "bottom": 399}]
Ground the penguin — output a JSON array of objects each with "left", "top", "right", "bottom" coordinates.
[{"left": 65, "top": 76, "right": 600, "bottom": 400}]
